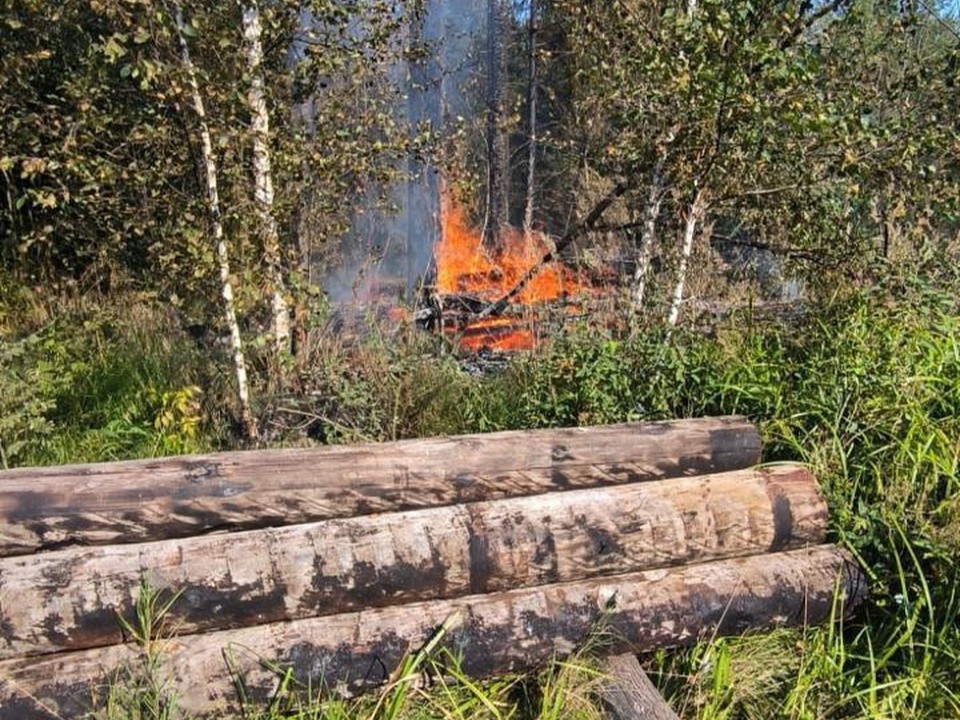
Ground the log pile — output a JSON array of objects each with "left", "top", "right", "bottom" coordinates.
[{"left": 0, "top": 417, "right": 865, "bottom": 718}]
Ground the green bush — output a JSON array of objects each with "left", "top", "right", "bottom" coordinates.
[{"left": 0, "top": 298, "right": 213, "bottom": 467}]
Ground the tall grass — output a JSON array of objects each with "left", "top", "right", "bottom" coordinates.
[{"left": 0, "top": 292, "right": 217, "bottom": 467}]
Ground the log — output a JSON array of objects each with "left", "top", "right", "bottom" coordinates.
[
  {"left": 0, "top": 546, "right": 866, "bottom": 719},
  {"left": 0, "top": 465, "right": 824, "bottom": 660},
  {"left": 600, "top": 654, "right": 680, "bottom": 720},
  {"left": 0, "top": 417, "right": 760, "bottom": 556}
]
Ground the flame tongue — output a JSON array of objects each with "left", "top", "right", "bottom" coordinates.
[{"left": 435, "top": 190, "right": 586, "bottom": 351}]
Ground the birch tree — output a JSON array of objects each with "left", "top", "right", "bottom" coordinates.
[
  {"left": 241, "top": 1, "right": 290, "bottom": 355},
  {"left": 172, "top": 3, "right": 258, "bottom": 440},
  {"left": 666, "top": 188, "right": 707, "bottom": 327}
]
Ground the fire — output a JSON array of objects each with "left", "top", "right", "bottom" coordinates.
[
  {"left": 436, "top": 193, "right": 580, "bottom": 302},
  {"left": 435, "top": 189, "right": 588, "bottom": 351}
]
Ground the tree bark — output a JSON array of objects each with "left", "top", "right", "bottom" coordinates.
[
  {"left": 242, "top": 1, "right": 290, "bottom": 355},
  {"left": 600, "top": 654, "right": 680, "bottom": 720},
  {"left": 0, "top": 546, "right": 866, "bottom": 719},
  {"left": 632, "top": 154, "right": 667, "bottom": 313},
  {"left": 485, "top": 0, "right": 508, "bottom": 244},
  {"left": 667, "top": 189, "right": 706, "bottom": 328},
  {"left": 0, "top": 416, "right": 760, "bottom": 556},
  {"left": 523, "top": 0, "right": 538, "bottom": 235},
  {"left": 173, "top": 4, "right": 257, "bottom": 440},
  {"left": 0, "top": 465, "right": 825, "bottom": 659}
]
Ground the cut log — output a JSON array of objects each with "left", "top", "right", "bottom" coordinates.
[
  {"left": 600, "top": 654, "right": 680, "bottom": 720},
  {"left": 0, "top": 465, "right": 824, "bottom": 660},
  {"left": 0, "top": 417, "right": 760, "bottom": 556},
  {"left": 0, "top": 546, "right": 866, "bottom": 719}
]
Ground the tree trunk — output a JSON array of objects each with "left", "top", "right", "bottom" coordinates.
[
  {"left": 0, "top": 416, "right": 760, "bottom": 556},
  {"left": 667, "top": 189, "right": 706, "bottom": 328},
  {"left": 173, "top": 4, "right": 257, "bottom": 440},
  {"left": 485, "top": 0, "right": 508, "bottom": 244},
  {"left": 632, "top": 154, "right": 667, "bottom": 313},
  {"left": 242, "top": 2, "right": 290, "bottom": 355},
  {"left": 0, "top": 546, "right": 866, "bottom": 719},
  {"left": 0, "top": 465, "right": 825, "bottom": 659},
  {"left": 523, "top": 0, "right": 538, "bottom": 235}
]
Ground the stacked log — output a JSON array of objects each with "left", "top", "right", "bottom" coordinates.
[{"left": 0, "top": 417, "right": 865, "bottom": 719}]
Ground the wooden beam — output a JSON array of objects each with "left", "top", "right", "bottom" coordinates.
[
  {"left": 0, "top": 546, "right": 866, "bottom": 719},
  {"left": 0, "top": 465, "right": 825, "bottom": 660},
  {"left": 0, "top": 417, "right": 760, "bottom": 556}
]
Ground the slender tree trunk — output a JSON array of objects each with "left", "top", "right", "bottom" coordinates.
[
  {"left": 667, "top": 189, "right": 706, "bottom": 328},
  {"left": 485, "top": 0, "right": 507, "bottom": 245},
  {"left": 174, "top": 4, "right": 258, "bottom": 440},
  {"left": 242, "top": 2, "right": 290, "bottom": 355},
  {"left": 405, "top": 4, "right": 427, "bottom": 294},
  {"left": 632, "top": 154, "right": 667, "bottom": 312},
  {"left": 523, "top": 0, "right": 538, "bottom": 235}
]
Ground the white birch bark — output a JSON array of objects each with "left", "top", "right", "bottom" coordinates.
[
  {"left": 242, "top": 2, "right": 290, "bottom": 355},
  {"left": 173, "top": 4, "right": 258, "bottom": 440},
  {"left": 632, "top": 153, "right": 667, "bottom": 311},
  {"left": 667, "top": 189, "right": 706, "bottom": 328}
]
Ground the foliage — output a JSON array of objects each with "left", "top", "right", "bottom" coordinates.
[
  {"left": 0, "top": 290, "right": 215, "bottom": 467},
  {"left": 0, "top": 0, "right": 413, "bottom": 334}
]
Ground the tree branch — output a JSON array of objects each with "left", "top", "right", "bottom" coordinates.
[
  {"left": 779, "top": 0, "right": 852, "bottom": 51},
  {"left": 476, "top": 181, "right": 629, "bottom": 318}
]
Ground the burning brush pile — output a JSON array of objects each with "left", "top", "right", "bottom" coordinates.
[{"left": 416, "top": 191, "right": 600, "bottom": 353}]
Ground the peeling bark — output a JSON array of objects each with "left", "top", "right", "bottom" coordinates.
[
  {"left": 0, "top": 417, "right": 760, "bottom": 556},
  {"left": 0, "top": 465, "right": 825, "bottom": 659},
  {"left": 0, "top": 546, "right": 867, "bottom": 719}
]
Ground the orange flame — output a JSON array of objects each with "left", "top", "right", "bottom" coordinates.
[
  {"left": 435, "top": 190, "right": 588, "bottom": 351},
  {"left": 436, "top": 193, "right": 581, "bottom": 302}
]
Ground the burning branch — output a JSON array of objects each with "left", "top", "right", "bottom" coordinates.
[{"left": 476, "top": 181, "right": 628, "bottom": 319}]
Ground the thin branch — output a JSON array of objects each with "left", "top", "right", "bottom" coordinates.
[
  {"left": 477, "top": 181, "right": 629, "bottom": 318},
  {"left": 713, "top": 184, "right": 803, "bottom": 204},
  {"left": 710, "top": 233, "right": 820, "bottom": 261},
  {"left": 779, "top": 0, "right": 852, "bottom": 51}
]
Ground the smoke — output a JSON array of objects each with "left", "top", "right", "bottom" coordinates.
[{"left": 319, "top": 0, "right": 485, "bottom": 305}]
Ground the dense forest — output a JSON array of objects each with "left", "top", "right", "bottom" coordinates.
[{"left": 1, "top": 0, "right": 959, "bottom": 717}]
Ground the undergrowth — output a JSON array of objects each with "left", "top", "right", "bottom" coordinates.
[{"left": 1, "top": 270, "right": 958, "bottom": 718}]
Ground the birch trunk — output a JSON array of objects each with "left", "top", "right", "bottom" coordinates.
[
  {"left": 174, "top": 4, "right": 258, "bottom": 440},
  {"left": 523, "top": 0, "right": 538, "bottom": 235},
  {"left": 667, "top": 189, "right": 706, "bottom": 328},
  {"left": 632, "top": 154, "right": 667, "bottom": 311},
  {"left": 242, "top": 2, "right": 290, "bottom": 355}
]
